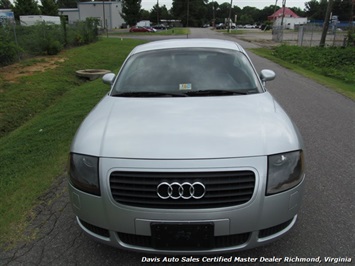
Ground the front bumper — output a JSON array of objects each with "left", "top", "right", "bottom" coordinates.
[{"left": 68, "top": 156, "right": 305, "bottom": 254}]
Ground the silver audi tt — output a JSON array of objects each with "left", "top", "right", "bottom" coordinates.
[{"left": 68, "top": 39, "right": 305, "bottom": 253}]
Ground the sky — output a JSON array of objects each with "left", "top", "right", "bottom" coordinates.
[{"left": 141, "top": 0, "right": 307, "bottom": 11}]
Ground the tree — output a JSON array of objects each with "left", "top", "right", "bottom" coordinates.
[
  {"left": 238, "top": 14, "right": 254, "bottom": 25},
  {"left": 40, "top": 0, "right": 58, "bottom": 16},
  {"left": 232, "top": 6, "right": 242, "bottom": 22},
  {"left": 150, "top": 3, "right": 160, "bottom": 23},
  {"left": 241, "top": 6, "right": 259, "bottom": 19},
  {"left": 320, "top": 0, "right": 334, "bottom": 47},
  {"left": 206, "top": 2, "right": 217, "bottom": 25},
  {"left": 171, "top": 0, "right": 207, "bottom": 27},
  {"left": 0, "top": 0, "right": 12, "bottom": 9},
  {"left": 140, "top": 9, "right": 150, "bottom": 20},
  {"left": 150, "top": 4, "right": 170, "bottom": 23},
  {"left": 305, "top": 0, "right": 353, "bottom": 21},
  {"left": 12, "top": 0, "right": 40, "bottom": 20},
  {"left": 56, "top": 0, "right": 77, "bottom": 8},
  {"left": 238, "top": 6, "right": 258, "bottom": 25},
  {"left": 305, "top": 0, "right": 328, "bottom": 20},
  {"left": 159, "top": 5, "right": 170, "bottom": 20},
  {"left": 332, "top": 0, "right": 353, "bottom": 21},
  {"left": 121, "top": 0, "right": 142, "bottom": 26},
  {"left": 256, "top": 5, "right": 279, "bottom": 23},
  {"left": 215, "top": 2, "right": 231, "bottom": 23},
  {"left": 290, "top": 7, "right": 306, "bottom": 17}
]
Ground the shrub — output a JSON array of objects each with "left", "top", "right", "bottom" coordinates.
[
  {"left": 0, "top": 25, "right": 22, "bottom": 66},
  {"left": 348, "top": 29, "right": 355, "bottom": 46},
  {"left": 272, "top": 45, "right": 355, "bottom": 84},
  {"left": 0, "top": 40, "right": 21, "bottom": 66},
  {"left": 46, "top": 40, "right": 63, "bottom": 55},
  {"left": 67, "top": 18, "right": 99, "bottom": 46},
  {"left": 0, "top": 18, "right": 100, "bottom": 66},
  {"left": 16, "top": 23, "right": 64, "bottom": 55}
]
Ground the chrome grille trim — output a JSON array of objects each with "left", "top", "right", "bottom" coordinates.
[{"left": 109, "top": 171, "right": 255, "bottom": 209}]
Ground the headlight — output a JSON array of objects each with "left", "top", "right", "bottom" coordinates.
[
  {"left": 69, "top": 153, "right": 100, "bottom": 196},
  {"left": 267, "top": 150, "right": 304, "bottom": 195}
]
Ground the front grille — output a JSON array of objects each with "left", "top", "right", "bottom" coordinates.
[
  {"left": 109, "top": 170, "right": 255, "bottom": 209},
  {"left": 118, "top": 232, "right": 250, "bottom": 250}
]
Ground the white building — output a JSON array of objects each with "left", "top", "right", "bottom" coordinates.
[
  {"left": 274, "top": 17, "right": 308, "bottom": 30},
  {"left": 59, "top": 1, "right": 124, "bottom": 30},
  {"left": 58, "top": 8, "right": 79, "bottom": 25},
  {"left": 20, "top": 15, "right": 61, "bottom": 26}
]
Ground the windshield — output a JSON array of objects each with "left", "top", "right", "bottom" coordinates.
[{"left": 111, "top": 48, "right": 262, "bottom": 97}]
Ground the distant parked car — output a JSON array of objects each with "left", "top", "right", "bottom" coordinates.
[
  {"left": 216, "top": 23, "right": 225, "bottom": 29},
  {"left": 120, "top": 23, "right": 128, "bottom": 29},
  {"left": 144, "top": 26, "right": 157, "bottom": 32},
  {"left": 129, "top": 26, "right": 154, "bottom": 32},
  {"left": 226, "top": 23, "right": 236, "bottom": 29},
  {"left": 152, "top": 24, "right": 167, "bottom": 30},
  {"left": 243, "top": 24, "right": 254, "bottom": 29},
  {"left": 260, "top": 24, "right": 271, "bottom": 31}
]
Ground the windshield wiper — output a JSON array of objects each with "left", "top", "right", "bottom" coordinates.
[
  {"left": 112, "top": 91, "right": 188, "bottom": 97},
  {"left": 185, "top": 89, "right": 249, "bottom": 96}
]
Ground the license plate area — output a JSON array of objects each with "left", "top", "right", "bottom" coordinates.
[{"left": 151, "top": 222, "right": 214, "bottom": 250}]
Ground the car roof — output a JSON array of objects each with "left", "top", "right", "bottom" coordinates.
[{"left": 130, "top": 39, "right": 245, "bottom": 55}]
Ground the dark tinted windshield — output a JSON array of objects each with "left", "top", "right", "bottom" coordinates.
[{"left": 111, "top": 48, "right": 262, "bottom": 96}]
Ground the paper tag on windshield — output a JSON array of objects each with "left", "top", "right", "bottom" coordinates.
[{"left": 179, "top": 83, "right": 192, "bottom": 90}]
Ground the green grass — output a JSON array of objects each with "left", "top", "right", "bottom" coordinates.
[
  {"left": 19, "top": 58, "right": 47, "bottom": 67},
  {"left": 108, "top": 27, "right": 190, "bottom": 36},
  {"left": 0, "top": 38, "right": 145, "bottom": 247},
  {"left": 0, "top": 38, "right": 145, "bottom": 138},
  {"left": 251, "top": 46, "right": 355, "bottom": 100},
  {"left": 156, "top": 28, "right": 190, "bottom": 35}
]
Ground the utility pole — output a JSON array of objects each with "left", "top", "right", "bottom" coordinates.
[
  {"left": 157, "top": 0, "right": 159, "bottom": 24},
  {"left": 348, "top": 0, "right": 355, "bottom": 46},
  {"left": 186, "top": 0, "right": 189, "bottom": 38},
  {"left": 212, "top": 1, "right": 216, "bottom": 28},
  {"left": 280, "top": 0, "right": 286, "bottom": 27},
  {"left": 186, "top": 0, "right": 189, "bottom": 27},
  {"left": 320, "top": 0, "right": 334, "bottom": 47},
  {"left": 278, "top": 0, "right": 286, "bottom": 42},
  {"left": 273, "top": 0, "right": 278, "bottom": 20},
  {"left": 102, "top": 0, "right": 107, "bottom": 37},
  {"left": 350, "top": 0, "right": 354, "bottom": 31},
  {"left": 227, "top": 0, "right": 233, "bottom": 32}
]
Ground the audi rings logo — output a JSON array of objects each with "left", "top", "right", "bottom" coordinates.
[{"left": 157, "top": 182, "right": 206, "bottom": 200}]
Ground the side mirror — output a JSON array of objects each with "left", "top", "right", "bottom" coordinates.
[
  {"left": 102, "top": 73, "right": 116, "bottom": 85},
  {"left": 260, "top": 69, "right": 276, "bottom": 83}
]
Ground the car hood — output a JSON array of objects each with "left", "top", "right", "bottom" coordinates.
[{"left": 71, "top": 92, "right": 303, "bottom": 159}]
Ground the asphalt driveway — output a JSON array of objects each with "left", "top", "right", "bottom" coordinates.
[{"left": 1, "top": 28, "right": 354, "bottom": 265}]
